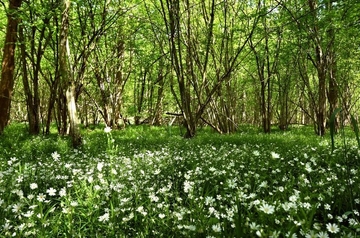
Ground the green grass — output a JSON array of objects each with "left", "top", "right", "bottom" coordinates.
[{"left": 0, "top": 123, "right": 359, "bottom": 237}]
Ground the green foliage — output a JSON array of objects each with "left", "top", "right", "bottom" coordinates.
[
  {"left": 1, "top": 124, "right": 359, "bottom": 237},
  {"left": 3, "top": 0, "right": 360, "bottom": 138},
  {"left": 329, "top": 108, "right": 360, "bottom": 152},
  {"left": 0, "top": 123, "right": 71, "bottom": 160}
]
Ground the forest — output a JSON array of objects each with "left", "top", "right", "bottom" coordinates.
[
  {"left": 1, "top": 0, "right": 360, "bottom": 237},
  {"left": 0, "top": 0, "right": 359, "bottom": 144}
]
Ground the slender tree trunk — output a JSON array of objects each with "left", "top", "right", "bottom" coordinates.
[
  {"left": 45, "top": 73, "right": 60, "bottom": 134},
  {"left": 0, "top": 0, "right": 23, "bottom": 134},
  {"left": 19, "top": 15, "right": 50, "bottom": 135},
  {"left": 19, "top": 24, "right": 40, "bottom": 134},
  {"left": 264, "top": 22, "right": 272, "bottom": 133},
  {"left": 278, "top": 71, "right": 290, "bottom": 130},
  {"left": 317, "top": 67, "right": 327, "bottom": 136},
  {"left": 308, "top": 0, "right": 327, "bottom": 136},
  {"left": 328, "top": 54, "right": 338, "bottom": 129},
  {"left": 161, "top": 0, "right": 259, "bottom": 137},
  {"left": 326, "top": 1, "right": 338, "bottom": 132},
  {"left": 113, "top": 41, "right": 127, "bottom": 128},
  {"left": 260, "top": 78, "right": 270, "bottom": 133},
  {"left": 46, "top": 11, "right": 61, "bottom": 134},
  {"left": 95, "top": 70, "right": 111, "bottom": 126},
  {"left": 136, "top": 70, "right": 147, "bottom": 125},
  {"left": 152, "top": 62, "right": 166, "bottom": 126},
  {"left": 66, "top": 82, "right": 81, "bottom": 146},
  {"left": 59, "top": 0, "right": 81, "bottom": 147},
  {"left": 250, "top": 39, "right": 270, "bottom": 133},
  {"left": 249, "top": 13, "right": 280, "bottom": 134}
]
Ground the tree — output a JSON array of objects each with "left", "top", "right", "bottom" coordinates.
[
  {"left": 0, "top": 0, "right": 23, "bottom": 134},
  {"left": 249, "top": 1, "right": 282, "bottom": 133},
  {"left": 79, "top": 1, "right": 132, "bottom": 128},
  {"left": 18, "top": 0, "right": 55, "bottom": 134},
  {"left": 280, "top": 0, "right": 340, "bottom": 135},
  {"left": 2, "top": 0, "right": 360, "bottom": 134},
  {"left": 59, "top": 0, "right": 81, "bottom": 147},
  {"left": 159, "top": 0, "right": 260, "bottom": 137}
]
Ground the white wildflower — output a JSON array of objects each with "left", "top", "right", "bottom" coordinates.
[
  {"left": 271, "top": 151, "right": 280, "bottom": 159},
  {"left": 212, "top": 223, "right": 221, "bottom": 232},
  {"left": 326, "top": 223, "right": 339, "bottom": 234},
  {"left": 104, "top": 127, "right": 112, "bottom": 133},
  {"left": 46, "top": 187, "right": 57, "bottom": 196},
  {"left": 99, "top": 212, "right": 109, "bottom": 222},
  {"left": 37, "top": 193, "right": 46, "bottom": 202},
  {"left": 259, "top": 203, "right": 275, "bottom": 214},
  {"left": 51, "top": 151, "right": 60, "bottom": 161},
  {"left": 59, "top": 187, "right": 66, "bottom": 197},
  {"left": 30, "top": 183, "right": 38, "bottom": 190}
]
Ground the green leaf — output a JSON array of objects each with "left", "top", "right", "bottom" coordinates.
[{"left": 330, "top": 108, "right": 342, "bottom": 153}]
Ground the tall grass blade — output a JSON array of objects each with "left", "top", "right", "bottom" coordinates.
[
  {"left": 350, "top": 114, "right": 360, "bottom": 148},
  {"left": 330, "top": 108, "right": 342, "bottom": 152}
]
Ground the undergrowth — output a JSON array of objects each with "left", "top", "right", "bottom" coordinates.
[{"left": 0, "top": 123, "right": 359, "bottom": 237}]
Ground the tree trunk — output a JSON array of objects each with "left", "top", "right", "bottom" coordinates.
[
  {"left": 328, "top": 57, "right": 338, "bottom": 129},
  {"left": 162, "top": 0, "right": 193, "bottom": 136},
  {"left": 45, "top": 73, "right": 60, "bottom": 134},
  {"left": 19, "top": 24, "right": 40, "bottom": 134},
  {"left": 308, "top": 0, "right": 327, "bottom": 136},
  {"left": 59, "top": 0, "right": 81, "bottom": 147},
  {"left": 66, "top": 82, "right": 81, "bottom": 146},
  {"left": 161, "top": 0, "right": 259, "bottom": 137},
  {"left": 278, "top": 72, "right": 290, "bottom": 130},
  {"left": 317, "top": 67, "right": 326, "bottom": 136},
  {"left": 326, "top": 1, "right": 338, "bottom": 132},
  {"left": 0, "top": 0, "right": 23, "bottom": 134},
  {"left": 249, "top": 12, "right": 280, "bottom": 134},
  {"left": 260, "top": 78, "right": 270, "bottom": 133},
  {"left": 135, "top": 69, "right": 147, "bottom": 125},
  {"left": 152, "top": 63, "right": 166, "bottom": 126}
]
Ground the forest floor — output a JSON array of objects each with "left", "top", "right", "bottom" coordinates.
[{"left": 0, "top": 124, "right": 359, "bottom": 237}]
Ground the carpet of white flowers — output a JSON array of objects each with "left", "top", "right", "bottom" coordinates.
[{"left": 1, "top": 129, "right": 360, "bottom": 237}]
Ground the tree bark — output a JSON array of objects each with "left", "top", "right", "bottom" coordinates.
[
  {"left": 59, "top": 0, "right": 81, "bottom": 147},
  {"left": 0, "top": 0, "right": 23, "bottom": 134},
  {"left": 19, "top": 24, "right": 40, "bottom": 134},
  {"left": 278, "top": 69, "right": 291, "bottom": 130},
  {"left": 326, "top": 1, "right": 338, "bottom": 132},
  {"left": 308, "top": 0, "right": 327, "bottom": 136},
  {"left": 66, "top": 82, "right": 81, "bottom": 146},
  {"left": 152, "top": 61, "right": 166, "bottom": 126}
]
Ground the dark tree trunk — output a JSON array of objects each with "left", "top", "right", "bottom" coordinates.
[
  {"left": 19, "top": 24, "right": 40, "bottom": 134},
  {"left": 328, "top": 57, "right": 338, "bottom": 130},
  {"left": 19, "top": 12, "right": 50, "bottom": 135},
  {"left": 152, "top": 63, "right": 166, "bottom": 126},
  {"left": 317, "top": 67, "right": 327, "bottom": 136},
  {"left": 326, "top": 1, "right": 338, "bottom": 132},
  {"left": 278, "top": 70, "right": 290, "bottom": 130},
  {"left": 135, "top": 70, "right": 147, "bottom": 125},
  {"left": 308, "top": 0, "right": 327, "bottom": 136},
  {"left": 0, "top": 0, "right": 23, "bottom": 134},
  {"left": 45, "top": 73, "right": 60, "bottom": 135}
]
